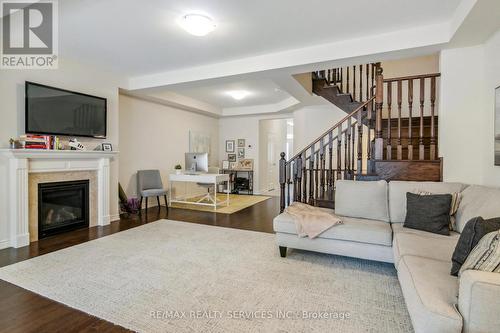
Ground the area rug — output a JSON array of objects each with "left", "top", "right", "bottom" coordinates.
[
  {"left": 0, "top": 220, "right": 413, "bottom": 333},
  {"left": 170, "top": 194, "right": 270, "bottom": 214}
]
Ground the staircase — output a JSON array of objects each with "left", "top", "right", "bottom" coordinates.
[{"left": 279, "top": 63, "right": 442, "bottom": 212}]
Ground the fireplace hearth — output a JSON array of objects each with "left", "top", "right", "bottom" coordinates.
[{"left": 38, "top": 180, "right": 90, "bottom": 239}]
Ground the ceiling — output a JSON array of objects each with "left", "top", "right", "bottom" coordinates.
[
  {"left": 168, "top": 79, "right": 291, "bottom": 108},
  {"left": 58, "top": 0, "right": 462, "bottom": 77}
]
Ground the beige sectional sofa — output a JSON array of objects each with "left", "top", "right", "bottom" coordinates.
[{"left": 273, "top": 180, "right": 500, "bottom": 333}]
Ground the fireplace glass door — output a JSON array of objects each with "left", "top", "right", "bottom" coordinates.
[{"left": 38, "top": 180, "right": 89, "bottom": 238}]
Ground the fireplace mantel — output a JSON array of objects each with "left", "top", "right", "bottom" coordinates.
[{"left": 0, "top": 149, "right": 118, "bottom": 248}]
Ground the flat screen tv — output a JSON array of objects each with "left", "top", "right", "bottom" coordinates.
[{"left": 25, "top": 81, "right": 107, "bottom": 138}]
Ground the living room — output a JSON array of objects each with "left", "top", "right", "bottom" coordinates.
[{"left": 0, "top": 1, "right": 500, "bottom": 332}]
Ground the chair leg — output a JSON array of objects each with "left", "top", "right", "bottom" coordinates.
[
  {"left": 139, "top": 197, "right": 143, "bottom": 215},
  {"left": 157, "top": 196, "right": 161, "bottom": 209},
  {"left": 164, "top": 195, "right": 169, "bottom": 214},
  {"left": 145, "top": 197, "right": 148, "bottom": 213}
]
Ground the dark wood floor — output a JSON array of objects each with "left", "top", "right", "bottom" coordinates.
[{"left": 0, "top": 197, "right": 280, "bottom": 333}]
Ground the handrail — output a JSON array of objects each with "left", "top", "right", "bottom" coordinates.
[
  {"left": 287, "top": 96, "right": 375, "bottom": 162},
  {"left": 383, "top": 73, "right": 440, "bottom": 83}
]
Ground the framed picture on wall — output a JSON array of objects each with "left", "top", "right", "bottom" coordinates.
[
  {"left": 237, "top": 139, "right": 245, "bottom": 147},
  {"left": 228, "top": 153, "right": 236, "bottom": 162},
  {"left": 222, "top": 160, "right": 229, "bottom": 170},
  {"left": 496, "top": 86, "right": 500, "bottom": 166},
  {"left": 226, "top": 140, "right": 235, "bottom": 152},
  {"left": 237, "top": 148, "right": 245, "bottom": 159},
  {"left": 230, "top": 162, "right": 237, "bottom": 170}
]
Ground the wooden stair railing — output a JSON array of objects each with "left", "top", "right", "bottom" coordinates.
[
  {"left": 279, "top": 97, "right": 375, "bottom": 213},
  {"left": 280, "top": 63, "right": 442, "bottom": 212}
]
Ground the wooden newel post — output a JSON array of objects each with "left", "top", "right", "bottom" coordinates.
[
  {"left": 279, "top": 152, "right": 287, "bottom": 213},
  {"left": 374, "top": 62, "right": 384, "bottom": 160}
]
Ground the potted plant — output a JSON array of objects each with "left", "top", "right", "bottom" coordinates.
[{"left": 174, "top": 164, "right": 182, "bottom": 174}]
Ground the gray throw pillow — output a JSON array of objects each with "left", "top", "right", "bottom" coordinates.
[
  {"left": 404, "top": 192, "right": 452, "bottom": 236},
  {"left": 451, "top": 216, "right": 500, "bottom": 276}
]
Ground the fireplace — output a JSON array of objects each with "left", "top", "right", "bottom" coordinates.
[{"left": 38, "top": 180, "right": 90, "bottom": 239}]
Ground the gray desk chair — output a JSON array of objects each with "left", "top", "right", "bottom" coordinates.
[
  {"left": 196, "top": 167, "right": 220, "bottom": 204},
  {"left": 137, "top": 170, "right": 168, "bottom": 214}
]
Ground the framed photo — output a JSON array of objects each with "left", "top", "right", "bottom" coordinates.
[
  {"left": 495, "top": 86, "right": 500, "bottom": 166},
  {"left": 222, "top": 160, "right": 229, "bottom": 170},
  {"left": 225, "top": 140, "right": 235, "bottom": 152},
  {"left": 230, "top": 162, "right": 237, "bottom": 170},
  {"left": 237, "top": 139, "right": 245, "bottom": 147},
  {"left": 237, "top": 147, "right": 245, "bottom": 159},
  {"left": 228, "top": 153, "right": 236, "bottom": 162},
  {"left": 236, "top": 159, "right": 254, "bottom": 170},
  {"left": 102, "top": 143, "right": 113, "bottom": 151}
]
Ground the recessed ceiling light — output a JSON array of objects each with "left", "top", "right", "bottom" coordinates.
[
  {"left": 226, "top": 90, "right": 251, "bottom": 100},
  {"left": 179, "top": 14, "right": 216, "bottom": 36}
]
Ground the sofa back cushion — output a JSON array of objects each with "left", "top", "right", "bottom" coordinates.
[
  {"left": 455, "top": 185, "right": 500, "bottom": 233},
  {"left": 388, "top": 181, "right": 468, "bottom": 223},
  {"left": 335, "top": 180, "right": 389, "bottom": 222}
]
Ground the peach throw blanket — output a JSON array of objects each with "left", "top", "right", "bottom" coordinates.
[{"left": 285, "top": 202, "right": 343, "bottom": 239}]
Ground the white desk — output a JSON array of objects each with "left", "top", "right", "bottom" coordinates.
[{"left": 169, "top": 173, "right": 230, "bottom": 210}]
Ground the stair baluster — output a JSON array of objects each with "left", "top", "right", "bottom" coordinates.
[
  {"left": 296, "top": 155, "right": 302, "bottom": 202},
  {"left": 279, "top": 152, "right": 286, "bottom": 213},
  {"left": 397, "top": 80, "right": 403, "bottom": 160},
  {"left": 308, "top": 144, "right": 315, "bottom": 205},
  {"left": 386, "top": 82, "right": 392, "bottom": 160},
  {"left": 353, "top": 65, "right": 356, "bottom": 101},
  {"left": 430, "top": 77, "right": 437, "bottom": 160},
  {"left": 408, "top": 79, "right": 414, "bottom": 160},
  {"left": 419, "top": 78, "right": 425, "bottom": 160},
  {"left": 337, "top": 125, "right": 342, "bottom": 180},
  {"left": 374, "top": 63, "right": 384, "bottom": 160}
]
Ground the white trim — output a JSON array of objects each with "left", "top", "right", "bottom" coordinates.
[
  {"left": 109, "top": 214, "right": 121, "bottom": 222},
  {"left": 0, "top": 239, "right": 11, "bottom": 250}
]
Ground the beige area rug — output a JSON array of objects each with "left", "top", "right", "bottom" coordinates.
[
  {"left": 0, "top": 220, "right": 413, "bottom": 333},
  {"left": 170, "top": 194, "right": 270, "bottom": 214}
]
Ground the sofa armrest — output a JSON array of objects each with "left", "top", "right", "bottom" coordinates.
[{"left": 458, "top": 270, "right": 500, "bottom": 333}]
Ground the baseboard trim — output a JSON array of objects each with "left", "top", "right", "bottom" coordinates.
[
  {"left": 110, "top": 214, "right": 120, "bottom": 222},
  {"left": 0, "top": 239, "right": 10, "bottom": 250}
]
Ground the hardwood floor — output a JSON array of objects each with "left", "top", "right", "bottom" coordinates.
[{"left": 0, "top": 196, "right": 279, "bottom": 333}]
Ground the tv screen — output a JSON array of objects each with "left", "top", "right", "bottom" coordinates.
[{"left": 25, "top": 82, "right": 107, "bottom": 138}]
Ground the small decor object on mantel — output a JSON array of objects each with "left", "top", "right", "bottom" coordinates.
[
  {"left": 226, "top": 140, "right": 235, "bottom": 153},
  {"left": 69, "top": 138, "right": 85, "bottom": 150},
  {"left": 102, "top": 143, "right": 113, "bottom": 151},
  {"left": 228, "top": 153, "right": 236, "bottom": 162},
  {"left": 229, "top": 162, "right": 237, "bottom": 170},
  {"left": 9, "top": 138, "right": 15, "bottom": 149},
  {"left": 237, "top": 139, "right": 245, "bottom": 147},
  {"left": 174, "top": 164, "right": 182, "bottom": 175}
]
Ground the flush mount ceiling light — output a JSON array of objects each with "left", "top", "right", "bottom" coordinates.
[
  {"left": 179, "top": 14, "right": 216, "bottom": 36},
  {"left": 226, "top": 90, "right": 251, "bottom": 100}
]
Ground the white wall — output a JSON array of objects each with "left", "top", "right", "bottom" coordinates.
[
  {"left": 0, "top": 59, "right": 125, "bottom": 248},
  {"left": 119, "top": 94, "right": 219, "bottom": 205},
  {"left": 293, "top": 105, "right": 347, "bottom": 154},
  {"left": 439, "top": 29, "right": 500, "bottom": 186}
]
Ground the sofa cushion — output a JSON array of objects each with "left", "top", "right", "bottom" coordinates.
[
  {"left": 451, "top": 216, "right": 500, "bottom": 276},
  {"left": 335, "top": 180, "right": 389, "bottom": 222},
  {"left": 388, "top": 181, "right": 468, "bottom": 223},
  {"left": 274, "top": 212, "right": 392, "bottom": 246},
  {"left": 403, "top": 192, "right": 452, "bottom": 235},
  {"left": 392, "top": 224, "right": 459, "bottom": 268},
  {"left": 455, "top": 185, "right": 500, "bottom": 233},
  {"left": 398, "top": 256, "right": 462, "bottom": 333}
]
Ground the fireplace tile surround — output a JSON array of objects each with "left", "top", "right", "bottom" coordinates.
[{"left": 0, "top": 149, "right": 117, "bottom": 248}]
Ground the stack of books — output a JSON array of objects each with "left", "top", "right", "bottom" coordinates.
[{"left": 20, "top": 135, "right": 61, "bottom": 150}]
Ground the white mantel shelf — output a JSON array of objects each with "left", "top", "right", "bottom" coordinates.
[
  {"left": 0, "top": 149, "right": 118, "bottom": 249},
  {"left": 0, "top": 149, "right": 119, "bottom": 159}
]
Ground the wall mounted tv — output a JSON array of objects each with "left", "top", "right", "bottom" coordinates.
[{"left": 25, "top": 81, "right": 107, "bottom": 138}]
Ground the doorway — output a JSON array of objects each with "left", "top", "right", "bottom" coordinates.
[{"left": 259, "top": 118, "right": 293, "bottom": 196}]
